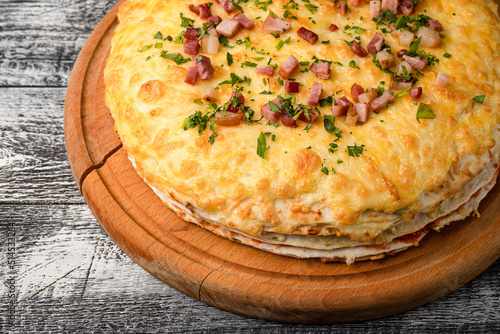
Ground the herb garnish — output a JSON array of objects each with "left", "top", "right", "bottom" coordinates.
[
  {"left": 416, "top": 102, "right": 436, "bottom": 123},
  {"left": 347, "top": 144, "right": 365, "bottom": 157},
  {"left": 473, "top": 95, "right": 486, "bottom": 103},
  {"left": 257, "top": 132, "right": 268, "bottom": 159}
]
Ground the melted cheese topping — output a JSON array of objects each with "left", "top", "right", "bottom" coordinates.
[{"left": 105, "top": 0, "right": 500, "bottom": 241}]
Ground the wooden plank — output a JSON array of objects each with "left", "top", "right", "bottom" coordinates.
[
  {"left": 0, "top": 204, "right": 498, "bottom": 332},
  {"left": 0, "top": 88, "right": 83, "bottom": 203},
  {"left": 0, "top": 0, "right": 116, "bottom": 87}
]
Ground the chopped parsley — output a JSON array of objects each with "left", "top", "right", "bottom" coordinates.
[
  {"left": 182, "top": 110, "right": 215, "bottom": 135},
  {"left": 347, "top": 144, "right": 365, "bottom": 157},
  {"left": 416, "top": 102, "right": 436, "bottom": 123},
  {"left": 208, "top": 132, "right": 218, "bottom": 145},
  {"left": 257, "top": 132, "right": 268, "bottom": 159},
  {"left": 159, "top": 51, "right": 191, "bottom": 65},
  {"left": 473, "top": 95, "right": 486, "bottom": 103},
  {"left": 227, "top": 52, "right": 233, "bottom": 66},
  {"left": 180, "top": 13, "right": 194, "bottom": 28},
  {"left": 276, "top": 36, "right": 292, "bottom": 51},
  {"left": 255, "top": 0, "right": 273, "bottom": 11},
  {"left": 138, "top": 44, "right": 153, "bottom": 52}
]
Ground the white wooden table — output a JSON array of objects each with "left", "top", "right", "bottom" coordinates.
[{"left": 0, "top": 0, "right": 499, "bottom": 332}]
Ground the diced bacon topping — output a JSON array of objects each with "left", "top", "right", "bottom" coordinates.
[
  {"left": 188, "top": 4, "right": 200, "bottom": 15},
  {"left": 255, "top": 66, "right": 275, "bottom": 76},
  {"left": 261, "top": 99, "right": 283, "bottom": 122},
  {"left": 216, "top": 17, "right": 241, "bottom": 38},
  {"left": 278, "top": 55, "right": 299, "bottom": 79},
  {"left": 332, "top": 97, "right": 353, "bottom": 116},
  {"left": 344, "top": 108, "right": 359, "bottom": 126},
  {"left": 397, "top": 49, "right": 408, "bottom": 58},
  {"left": 351, "top": 83, "right": 365, "bottom": 103},
  {"left": 354, "top": 103, "right": 371, "bottom": 123},
  {"left": 198, "top": 4, "right": 212, "bottom": 20},
  {"left": 409, "top": 87, "right": 423, "bottom": 100},
  {"left": 436, "top": 73, "right": 449, "bottom": 87},
  {"left": 208, "top": 15, "right": 222, "bottom": 27},
  {"left": 220, "top": 0, "right": 236, "bottom": 14},
  {"left": 184, "top": 28, "right": 200, "bottom": 39},
  {"left": 370, "top": 1, "right": 381, "bottom": 19},
  {"left": 262, "top": 15, "right": 291, "bottom": 34},
  {"left": 358, "top": 89, "right": 378, "bottom": 104},
  {"left": 399, "top": 0, "right": 415, "bottom": 16},
  {"left": 398, "top": 30, "right": 415, "bottom": 46},
  {"left": 226, "top": 91, "right": 245, "bottom": 113},
  {"left": 285, "top": 81, "right": 300, "bottom": 93},
  {"left": 381, "top": 0, "right": 398, "bottom": 13},
  {"left": 310, "top": 62, "right": 331, "bottom": 80},
  {"left": 370, "top": 90, "right": 394, "bottom": 110},
  {"left": 297, "top": 27, "right": 319, "bottom": 44},
  {"left": 200, "top": 28, "right": 219, "bottom": 54},
  {"left": 281, "top": 114, "right": 298, "bottom": 128},
  {"left": 190, "top": 3, "right": 212, "bottom": 19},
  {"left": 233, "top": 13, "right": 254, "bottom": 30},
  {"left": 351, "top": 40, "right": 368, "bottom": 57},
  {"left": 428, "top": 20, "right": 443, "bottom": 32},
  {"left": 367, "top": 32, "right": 385, "bottom": 54},
  {"left": 196, "top": 56, "right": 214, "bottom": 80},
  {"left": 215, "top": 111, "right": 243, "bottom": 126},
  {"left": 376, "top": 50, "right": 395, "bottom": 69},
  {"left": 336, "top": 1, "right": 348, "bottom": 15},
  {"left": 307, "top": 82, "right": 323, "bottom": 106},
  {"left": 330, "top": 24, "right": 339, "bottom": 32},
  {"left": 350, "top": 0, "right": 363, "bottom": 7},
  {"left": 299, "top": 108, "right": 319, "bottom": 123},
  {"left": 203, "top": 86, "right": 218, "bottom": 101},
  {"left": 183, "top": 38, "right": 199, "bottom": 55},
  {"left": 416, "top": 26, "right": 441, "bottom": 48},
  {"left": 389, "top": 22, "right": 397, "bottom": 33},
  {"left": 403, "top": 55, "right": 428, "bottom": 71},
  {"left": 184, "top": 65, "right": 198, "bottom": 85}
]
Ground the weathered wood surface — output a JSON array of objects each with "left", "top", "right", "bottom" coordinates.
[
  {"left": 0, "top": 0, "right": 116, "bottom": 87},
  {"left": 0, "top": 88, "right": 83, "bottom": 204},
  {"left": 0, "top": 0, "right": 499, "bottom": 332}
]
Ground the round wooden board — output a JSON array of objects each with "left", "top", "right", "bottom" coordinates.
[{"left": 64, "top": 0, "right": 500, "bottom": 324}]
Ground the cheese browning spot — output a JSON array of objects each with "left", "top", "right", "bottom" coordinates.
[
  {"left": 293, "top": 149, "right": 321, "bottom": 177},
  {"left": 138, "top": 80, "right": 166, "bottom": 103}
]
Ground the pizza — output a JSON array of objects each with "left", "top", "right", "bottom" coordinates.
[{"left": 104, "top": 0, "right": 500, "bottom": 264}]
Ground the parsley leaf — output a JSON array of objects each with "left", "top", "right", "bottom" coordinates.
[
  {"left": 257, "top": 132, "right": 268, "bottom": 159},
  {"left": 208, "top": 132, "right": 218, "bottom": 144},
  {"left": 160, "top": 51, "right": 191, "bottom": 65},
  {"left": 138, "top": 44, "right": 153, "bottom": 52},
  {"left": 473, "top": 95, "right": 486, "bottom": 103},
  {"left": 416, "top": 102, "right": 436, "bottom": 123},
  {"left": 227, "top": 52, "right": 233, "bottom": 66},
  {"left": 347, "top": 143, "right": 365, "bottom": 157}
]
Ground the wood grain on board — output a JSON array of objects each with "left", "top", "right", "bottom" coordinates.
[{"left": 62, "top": 0, "right": 500, "bottom": 324}]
